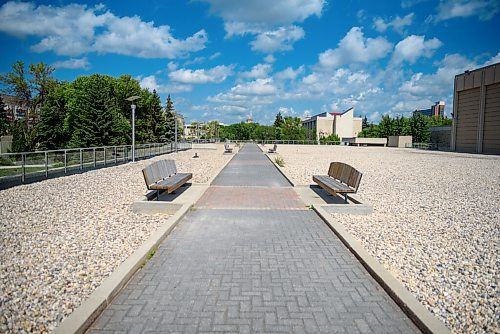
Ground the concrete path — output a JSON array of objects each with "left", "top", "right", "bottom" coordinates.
[{"left": 88, "top": 144, "right": 419, "bottom": 333}]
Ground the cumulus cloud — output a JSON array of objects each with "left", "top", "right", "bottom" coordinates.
[
  {"left": 232, "top": 78, "right": 278, "bottom": 95},
  {"left": 138, "top": 75, "right": 192, "bottom": 93},
  {"left": 53, "top": 57, "right": 90, "bottom": 70},
  {"left": 250, "top": 26, "right": 305, "bottom": 53},
  {"left": 373, "top": 13, "right": 414, "bottom": 34},
  {"left": 0, "top": 1, "right": 207, "bottom": 58},
  {"left": 275, "top": 66, "right": 304, "bottom": 81},
  {"left": 199, "top": 0, "right": 325, "bottom": 32},
  {"left": 198, "top": 0, "right": 325, "bottom": 53},
  {"left": 169, "top": 65, "right": 234, "bottom": 84},
  {"left": 391, "top": 35, "right": 442, "bottom": 64},
  {"left": 318, "top": 27, "right": 392, "bottom": 68},
  {"left": 241, "top": 64, "right": 273, "bottom": 79},
  {"left": 430, "top": 0, "right": 500, "bottom": 22}
]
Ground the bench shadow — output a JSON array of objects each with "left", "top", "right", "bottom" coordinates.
[
  {"left": 146, "top": 183, "right": 192, "bottom": 201},
  {"left": 309, "top": 185, "right": 347, "bottom": 204}
]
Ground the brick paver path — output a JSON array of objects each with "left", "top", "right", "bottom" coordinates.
[{"left": 88, "top": 144, "right": 419, "bottom": 333}]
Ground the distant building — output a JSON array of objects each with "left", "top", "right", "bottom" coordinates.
[
  {"left": 451, "top": 62, "right": 500, "bottom": 154},
  {"left": 1, "top": 94, "right": 28, "bottom": 122},
  {"left": 302, "top": 107, "right": 362, "bottom": 141},
  {"left": 413, "top": 101, "right": 445, "bottom": 118},
  {"left": 246, "top": 115, "right": 253, "bottom": 124}
]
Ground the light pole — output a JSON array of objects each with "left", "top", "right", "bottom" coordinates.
[
  {"left": 173, "top": 110, "right": 178, "bottom": 153},
  {"left": 126, "top": 96, "right": 141, "bottom": 162}
]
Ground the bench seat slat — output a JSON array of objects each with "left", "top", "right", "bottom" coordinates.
[{"left": 313, "top": 162, "right": 362, "bottom": 200}]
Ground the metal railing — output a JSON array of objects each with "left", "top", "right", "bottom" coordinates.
[
  {"left": 0, "top": 142, "right": 191, "bottom": 189},
  {"left": 406, "top": 142, "right": 451, "bottom": 151},
  {"left": 229, "top": 139, "right": 341, "bottom": 145}
]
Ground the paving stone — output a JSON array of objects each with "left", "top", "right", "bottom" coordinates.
[{"left": 88, "top": 144, "right": 420, "bottom": 333}]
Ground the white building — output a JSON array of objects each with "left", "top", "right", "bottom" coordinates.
[{"left": 302, "top": 107, "right": 362, "bottom": 141}]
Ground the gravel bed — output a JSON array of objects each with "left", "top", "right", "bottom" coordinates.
[
  {"left": 0, "top": 145, "right": 232, "bottom": 333},
  {"left": 269, "top": 144, "right": 499, "bottom": 334}
]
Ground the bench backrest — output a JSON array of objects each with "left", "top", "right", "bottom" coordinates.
[
  {"left": 142, "top": 159, "right": 177, "bottom": 187},
  {"left": 328, "top": 162, "right": 362, "bottom": 191}
]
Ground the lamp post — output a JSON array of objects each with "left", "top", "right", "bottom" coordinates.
[
  {"left": 173, "top": 110, "right": 178, "bottom": 153},
  {"left": 126, "top": 96, "right": 141, "bottom": 162}
]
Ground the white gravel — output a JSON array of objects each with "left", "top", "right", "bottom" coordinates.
[
  {"left": 269, "top": 144, "right": 499, "bottom": 334},
  {"left": 0, "top": 145, "right": 232, "bottom": 333}
]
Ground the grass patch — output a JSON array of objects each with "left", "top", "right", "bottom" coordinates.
[
  {"left": 274, "top": 156, "right": 285, "bottom": 167},
  {"left": 146, "top": 248, "right": 156, "bottom": 260}
]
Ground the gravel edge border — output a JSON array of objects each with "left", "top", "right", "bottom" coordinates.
[
  {"left": 53, "top": 203, "right": 193, "bottom": 334},
  {"left": 313, "top": 205, "right": 452, "bottom": 334}
]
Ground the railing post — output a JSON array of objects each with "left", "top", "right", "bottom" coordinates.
[
  {"left": 103, "top": 147, "right": 107, "bottom": 167},
  {"left": 64, "top": 150, "right": 67, "bottom": 174},
  {"left": 124, "top": 146, "right": 127, "bottom": 162},
  {"left": 114, "top": 146, "right": 117, "bottom": 165},
  {"left": 45, "top": 152, "right": 48, "bottom": 178},
  {"left": 93, "top": 148, "right": 96, "bottom": 168},
  {"left": 22, "top": 153, "right": 26, "bottom": 183},
  {"left": 80, "top": 149, "right": 83, "bottom": 170}
]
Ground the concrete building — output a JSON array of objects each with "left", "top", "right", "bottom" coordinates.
[
  {"left": 2, "top": 94, "right": 27, "bottom": 122},
  {"left": 451, "top": 62, "right": 500, "bottom": 154},
  {"left": 302, "top": 107, "right": 362, "bottom": 141}
]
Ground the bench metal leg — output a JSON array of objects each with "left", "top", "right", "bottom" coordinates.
[
  {"left": 344, "top": 194, "right": 348, "bottom": 203},
  {"left": 157, "top": 190, "right": 160, "bottom": 201}
]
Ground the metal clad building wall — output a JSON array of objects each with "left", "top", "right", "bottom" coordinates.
[
  {"left": 483, "top": 83, "right": 500, "bottom": 154},
  {"left": 455, "top": 88, "right": 480, "bottom": 152}
]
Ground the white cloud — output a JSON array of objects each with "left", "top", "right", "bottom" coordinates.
[
  {"left": 392, "top": 35, "right": 442, "bottom": 64},
  {"left": 241, "top": 64, "right": 273, "bottom": 79},
  {"left": 318, "top": 27, "right": 392, "bottom": 68},
  {"left": 373, "top": 13, "right": 414, "bottom": 34},
  {"left": 53, "top": 57, "right": 90, "bottom": 70},
  {"left": 0, "top": 1, "right": 207, "bottom": 58},
  {"left": 138, "top": 75, "right": 192, "bottom": 93},
  {"left": 200, "top": 0, "right": 325, "bottom": 31},
  {"left": 198, "top": 0, "right": 325, "bottom": 53},
  {"left": 169, "top": 65, "right": 234, "bottom": 84},
  {"left": 278, "top": 106, "right": 296, "bottom": 116},
  {"left": 264, "top": 55, "right": 276, "bottom": 63},
  {"left": 232, "top": 78, "right": 278, "bottom": 95},
  {"left": 209, "top": 52, "right": 222, "bottom": 60},
  {"left": 275, "top": 66, "right": 304, "bottom": 81},
  {"left": 431, "top": 0, "right": 500, "bottom": 22},
  {"left": 250, "top": 26, "right": 305, "bottom": 53}
]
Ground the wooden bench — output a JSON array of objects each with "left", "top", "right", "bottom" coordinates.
[
  {"left": 224, "top": 143, "right": 233, "bottom": 153},
  {"left": 142, "top": 159, "right": 192, "bottom": 200},
  {"left": 268, "top": 143, "right": 277, "bottom": 153},
  {"left": 312, "top": 162, "right": 362, "bottom": 202}
]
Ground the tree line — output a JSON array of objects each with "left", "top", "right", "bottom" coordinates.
[
  {"left": 359, "top": 113, "right": 452, "bottom": 143},
  {"left": 0, "top": 61, "right": 179, "bottom": 152},
  {"left": 218, "top": 112, "right": 314, "bottom": 141}
]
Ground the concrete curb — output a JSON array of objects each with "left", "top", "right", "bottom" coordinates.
[
  {"left": 54, "top": 203, "right": 193, "bottom": 334},
  {"left": 312, "top": 205, "right": 451, "bottom": 334},
  {"left": 261, "top": 150, "right": 296, "bottom": 187}
]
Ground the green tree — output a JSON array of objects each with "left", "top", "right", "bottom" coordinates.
[
  {"left": 274, "top": 111, "right": 284, "bottom": 128},
  {"left": 319, "top": 133, "right": 340, "bottom": 144},
  {"left": 377, "top": 115, "right": 394, "bottom": 138},
  {"left": 280, "top": 116, "right": 306, "bottom": 140},
  {"left": 37, "top": 81, "right": 70, "bottom": 149},
  {"left": 362, "top": 116, "right": 370, "bottom": 129},
  {"left": 409, "top": 113, "right": 430, "bottom": 143},
  {"left": 66, "top": 74, "right": 130, "bottom": 147},
  {"left": 164, "top": 95, "right": 176, "bottom": 141},
  {"left": 0, "top": 61, "right": 55, "bottom": 151}
]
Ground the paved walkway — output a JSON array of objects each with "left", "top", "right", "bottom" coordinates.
[{"left": 89, "top": 144, "right": 419, "bottom": 333}]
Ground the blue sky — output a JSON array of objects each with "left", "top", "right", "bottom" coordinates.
[{"left": 0, "top": 0, "right": 499, "bottom": 125}]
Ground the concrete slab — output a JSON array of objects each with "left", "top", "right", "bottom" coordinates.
[
  {"left": 294, "top": 185, "right": 373, "bottom": 215},
  {"left": 131, "top": 184, "right": 209, "bottom": 215}
]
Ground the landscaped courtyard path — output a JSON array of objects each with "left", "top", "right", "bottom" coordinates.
[{"left": 88, "top": 144, "right": 420, "bottom": 333}]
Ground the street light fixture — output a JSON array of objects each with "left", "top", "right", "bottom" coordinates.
[{"left": 126, "top": 95, "right": 141, "bottom": 162}]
